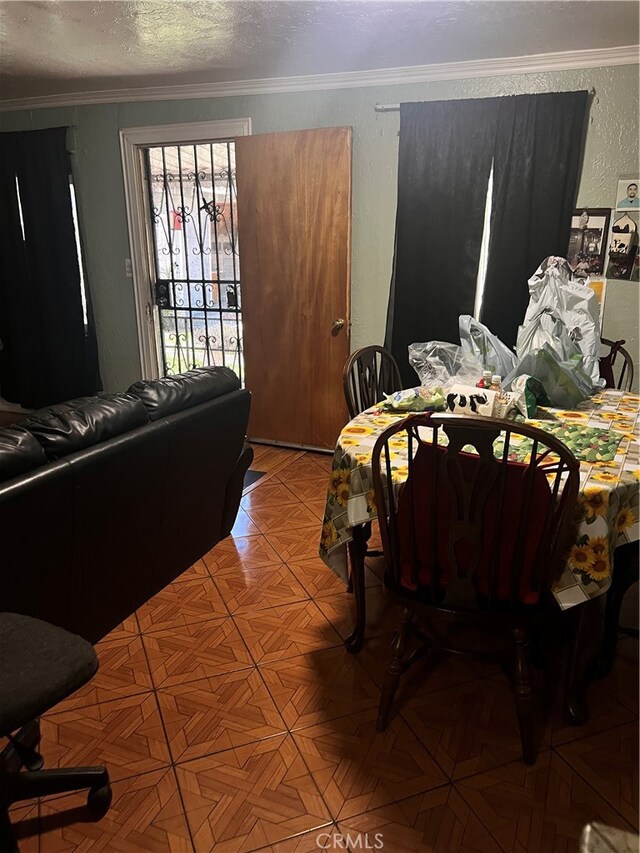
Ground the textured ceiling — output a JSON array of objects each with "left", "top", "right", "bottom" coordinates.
[{"left": 0, "top": 1, "right": 638, "bottom": 101}]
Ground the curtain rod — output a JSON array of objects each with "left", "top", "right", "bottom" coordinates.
[{"left": 374, "top": 87, "right": 596, "bottom": 112}]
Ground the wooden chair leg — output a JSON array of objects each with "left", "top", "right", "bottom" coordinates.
[
  {"left": 512, "top": 627, "right": 536, "bottom": 765},
  {"left": 377, "top": 607, "right": 412, "bottom": 731}
]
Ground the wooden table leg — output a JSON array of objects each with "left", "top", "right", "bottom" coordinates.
[
  {"left": 345, "top": 524, "right": 367, "bottom": 654},
  {"left": 564, "top": 597, "right": 601, "bottom": 725},
  {"left": 593, "top": 543, "right": 639, "bottom": 678}
]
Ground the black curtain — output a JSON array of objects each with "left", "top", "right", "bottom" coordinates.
[
  {"left": 385, "top": 91, "right": 588, "bottom": 383},
  {"left": 480, "top": 91, "right": 589, "bottom": 347},
  {"left": 385, "top": 99, "right": 499, "bottom": 387},
  {"left": 0, "top": 127, "right": 101, "bottom": 409}
]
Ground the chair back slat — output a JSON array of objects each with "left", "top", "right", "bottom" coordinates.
[
  {"left": 371, "top": 413, "right": 580, "bottom": 613},
  {"left": 343, "top": 346, "right": 403, "bottom": 418},
  {"left": 509, "top": 451, "right": 538, "bottom": 607},
  {"left": 430, "top": 424, "right": 439, "bottom": 599},
  {"left": 600, "top": 338, "right": 635, "bottom": 391},
  {"left": 488, "top": 436, "right": 511, "bottom": 608},
  {"left": 439, "top": 425, "right": 501, "bottom": 608},
  {"left": 384, "top": 440, "right": 400, "bottom": 577},
  {"left": 406, "top": 429, "right": 418, "bottom": 587}
]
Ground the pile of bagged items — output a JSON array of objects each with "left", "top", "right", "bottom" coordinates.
[{"left": 406, "top": 256, "right": 605, "bottom": 419}]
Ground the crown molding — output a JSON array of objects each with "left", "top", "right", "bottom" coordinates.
[{"left": 1, "top": 44, "right": 638, "bottom": 112}]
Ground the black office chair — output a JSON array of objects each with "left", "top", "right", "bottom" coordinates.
[{"left": 0, "top": 613, "right": 111, "bottom": 852}]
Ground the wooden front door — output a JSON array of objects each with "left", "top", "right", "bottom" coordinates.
[{"left": 235, "top": 127, "right": 351, "bottom": 449}]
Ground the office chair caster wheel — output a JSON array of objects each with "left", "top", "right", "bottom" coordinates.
[{"left": 87, "top": 783, "right": 112, "bottom": 815}]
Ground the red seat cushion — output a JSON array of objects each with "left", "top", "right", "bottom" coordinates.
[{"left": 395, "top": 439, "right": 555, "bottom": 605}]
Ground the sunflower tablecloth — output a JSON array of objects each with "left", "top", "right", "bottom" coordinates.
[{"left": 319, "top": 389, "right": 640, "bottom": 610}]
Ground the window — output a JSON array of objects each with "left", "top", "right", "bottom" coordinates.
[{"left": 473, "top": 161, "right": 494, "bottom": 321}]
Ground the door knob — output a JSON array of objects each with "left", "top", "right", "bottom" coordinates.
[{"left": 331, "top": 318, "right": 345, "bottom": 335}]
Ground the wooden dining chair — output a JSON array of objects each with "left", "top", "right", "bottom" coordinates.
[
  {"left": 341, "top": 346, "right": 403, "bottom": 570},
  {"left": 371, "top": 413, "right": 580, "bottom": 764},
  {"left": 600, "top": 338, "right": 634, "bottom": 391},
  {"left": 342, "top": 345, "right": 402, "bottom": 419}
]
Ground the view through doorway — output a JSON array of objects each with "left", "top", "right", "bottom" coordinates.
[{"left": 144, "top": 140, "right": 244, "bottom": 381}]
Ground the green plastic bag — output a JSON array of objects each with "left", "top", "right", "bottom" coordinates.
[{"left": 504, "top": 346, "right": 592, "bottom": 409}]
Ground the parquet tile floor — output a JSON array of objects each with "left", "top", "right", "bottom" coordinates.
[{"left": 11, "top": 447, "right": 639, "bottom": 852}]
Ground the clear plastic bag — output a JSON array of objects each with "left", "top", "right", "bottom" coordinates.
[
  {"left": 408, "top": 341, "right": 482, "bottom": 389},
  {"left": 459, "top": 315, "right": 517, "bottom": 378},
  {"left": 382, "top": 387, "right": 446, "bottom": 412}
]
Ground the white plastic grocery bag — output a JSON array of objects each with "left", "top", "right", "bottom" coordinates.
[
  {"left": 459, "top": 315, "right": 517, "bottom": 378},
  {"left": 515, "top": 257, "right": 604, "bottom": 389}
]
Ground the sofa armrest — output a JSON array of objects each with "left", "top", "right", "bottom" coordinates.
[{"left": 220, "top": 442, "right": 254, "bottom": 538}]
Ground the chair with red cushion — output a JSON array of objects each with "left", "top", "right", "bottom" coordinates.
[{"left": 371, "top": 413, "right": 580, "bottom": 764}]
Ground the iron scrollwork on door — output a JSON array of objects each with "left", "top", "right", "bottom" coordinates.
[{"left": 145, "top": 142, "right": 243, "bottom": 382}]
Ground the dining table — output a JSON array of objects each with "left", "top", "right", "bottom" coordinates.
[{"left": 318, "top": 387, "right": 640, "bottom": 717}]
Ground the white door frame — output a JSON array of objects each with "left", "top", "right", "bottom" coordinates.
[{"left": 119, "top": 118, "right": 252, "bottom": 379}]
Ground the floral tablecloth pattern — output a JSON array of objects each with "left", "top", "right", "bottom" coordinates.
[{"left": 319, "top": 389, "right": 640, "bottom": 610}]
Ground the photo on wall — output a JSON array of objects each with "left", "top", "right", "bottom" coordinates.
[
  {"left": 568, "top": 208, "right": 611, "bottom": 276},
  {"left": 605, "top": 210, "right": 638, "bottom": 281},
  {"left": 615, "top": 179, "right": 640, "bottom": 210}
]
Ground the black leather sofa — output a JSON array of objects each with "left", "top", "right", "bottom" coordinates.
[{"left": 0, "top": 367, "right": 252, "bottom": 643}]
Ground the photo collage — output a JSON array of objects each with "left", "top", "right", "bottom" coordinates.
[{"left": 606, "top": 178, "right": 639, "bottom": 281}]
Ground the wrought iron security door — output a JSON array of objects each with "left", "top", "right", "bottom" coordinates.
[{"left": 145, "top": 142, "right": 243, "bottom": 380}]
